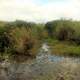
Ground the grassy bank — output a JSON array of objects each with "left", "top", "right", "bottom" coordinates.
[{"left": 47, "top": 39, "right": 80, "bottom": 57}]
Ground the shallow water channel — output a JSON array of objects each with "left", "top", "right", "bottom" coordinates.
[{"left": 0, "top": 43, "right": 80, "bottom": 80}]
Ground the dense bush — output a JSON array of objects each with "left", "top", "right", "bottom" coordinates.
[
  {"left": 10, "top": 27, "right": 39, "bottom": 57},
  {"left": 0, "top": 21, "right": 41, "bottom": 60},
  {"left": 1, "top": 19, "right": 80, "bottom": 59},
  {"left": 45, "top": 21, "right": 58, "bottom": 38},
  {"left": 56, "top": 26, "right": 75, "bottom": 41},
  {"left": 0, "top": 26, "right": 13, "bottom": 54},
  {"left": 45, "top": 19, "right": 80, "bottom": 44}
]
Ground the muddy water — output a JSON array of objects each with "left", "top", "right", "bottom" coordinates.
[{"left": 0, "top": 43, "right": 80, "bottom": 80}]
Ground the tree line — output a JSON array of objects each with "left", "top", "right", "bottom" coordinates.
[{"left": 0, "top": 19, "right": 80, "bottom": 59}]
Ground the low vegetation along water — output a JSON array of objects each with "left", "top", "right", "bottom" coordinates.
[{"left": 0, "top": 43, "right": 80, "bottom": 80}]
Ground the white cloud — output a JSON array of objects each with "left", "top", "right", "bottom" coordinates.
[{"left": 0, "top": 0, "right": 80, "bottom": 22}]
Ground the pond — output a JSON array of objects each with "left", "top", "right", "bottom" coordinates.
[{"left": 0, "top": 43, "right": 80, "bottom": 80}]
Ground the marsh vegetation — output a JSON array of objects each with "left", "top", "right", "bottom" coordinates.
[
  {"left": 1, "top": 19, "right": 80, "bottom": 59},
  {"left": 0, "top": 19, "right": 80, "bottom": 80}
]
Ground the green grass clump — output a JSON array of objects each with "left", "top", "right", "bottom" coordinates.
[{"left": 49, "top": 40, "right": 80, "bottom": 57}]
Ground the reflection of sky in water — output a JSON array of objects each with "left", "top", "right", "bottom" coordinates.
[{"left": 48, "top": 55, "right": 64, "bottom": 62}]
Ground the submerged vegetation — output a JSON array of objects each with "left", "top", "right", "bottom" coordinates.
[{"left": 0, "top": 19, "right": 80, "bottom": 60}]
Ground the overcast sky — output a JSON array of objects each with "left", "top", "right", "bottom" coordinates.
[{"left": 0, "top": 0, "right": 80, "bottom": 22}]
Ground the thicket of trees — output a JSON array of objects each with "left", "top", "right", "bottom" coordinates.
[
  {"left": 0, "top": 20, "right": 43, "bottom": 60},
  {"left": 1, "top": 19, "right": 80, "bottom": 60},
  {"left": 45, "top": 19, "right": 80, "bottom": 44}
]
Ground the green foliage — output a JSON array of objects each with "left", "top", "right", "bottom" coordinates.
[
  {"left": 0, "top": 19, "right": 80, "bottom": 59},
  {"left": 56, "top": 26, "right": 75, "bottom": 40},
  {"left": 10, "top": 27, "right": 38, "bottom": 55},
  {"left": 45, "top": 21, "right": 58, "bottom": 38},
  {"left": 49, "top": 40, "right": 80, "bottom": 57},
  {"left": 45, "top": 19, "right": 80, "bottom": 43},
  {"left": 45, "top": 19, "right": 80, "bottom": 56},
  {"left": 0, "top": 20, "right": 42, "bottom": 60},
  {"left": 0, "top": 26, "right": 13, "bottom": 54}
]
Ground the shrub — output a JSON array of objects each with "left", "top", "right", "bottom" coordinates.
[
  {"left": 56, "top": 26, "right": 75, "bottom": 41},
  {"left": 8, "top": 27, "right": 39, "bottom": 59},
  {"left": 0, "top": 22, "right": 40, "bottom": 60},
  {"left": 0, "top": 26, "right": 13, "bottom": 54}
]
